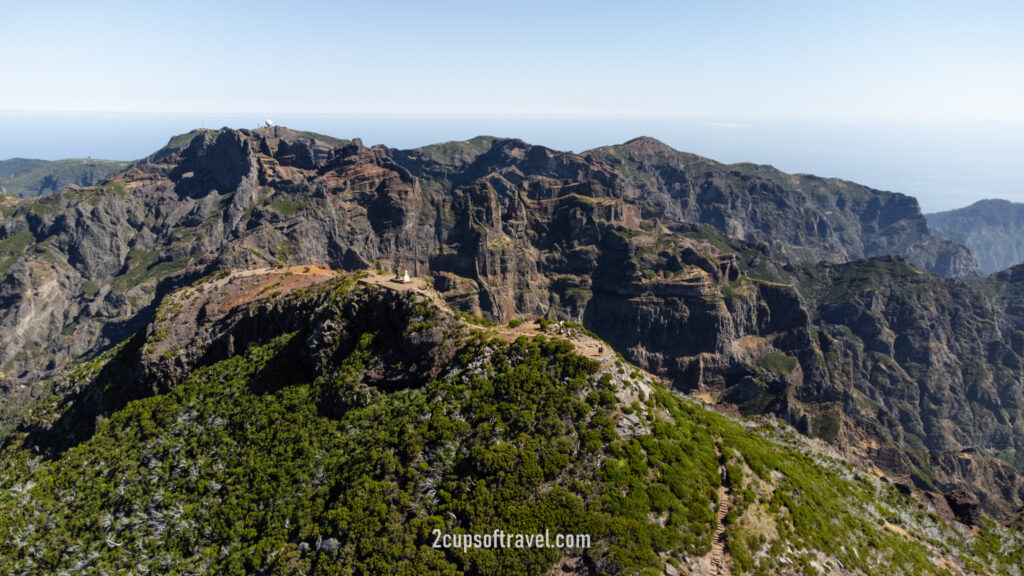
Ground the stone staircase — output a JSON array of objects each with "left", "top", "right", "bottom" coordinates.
[{"left": 710, "top": 465, "right": 731, "bottom": 575}]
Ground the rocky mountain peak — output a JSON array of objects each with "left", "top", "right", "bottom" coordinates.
[
  {"left": 928, "top": 198, "right": 1024, "bottom": 274},
  {"left": 408, "top": 135, "right": 502, "bottom": 166},
  {"left": 169, "top": 129, "right": 256, "bottom": 197},
  {"left": 995, "top": 262, "right": 1024, "bottom": 283},
  {"left": 622, "top": 135, "right": 687, "bottom": 155},
  {"left": 3, "top": 126, "right": 1019, "bottom": 522},
  {"left": 5, "top": 266, "right": 1022, "bottom": 574},
  {"left": 590, "top": 136, "right": 707, "bottom": 166}
]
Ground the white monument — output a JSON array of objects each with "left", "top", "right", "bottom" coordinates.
[{"left": 402, "top": 270, "right": 411, "bottom": 284}]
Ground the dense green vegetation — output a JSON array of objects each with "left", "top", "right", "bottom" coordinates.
[
  {"left": 268, "top": 198, "right": 310, "bottom": 216},
  {"left": 297, "top": 131, "right": 351, "bottom": 148},
  {"left": 0, "top": 277, "right": 1021, "bottom": 575},
  {"left": 456, "top": 309, "right": 497, "bottom": 327},
  {"left": 415, "top": 136, "right": 498, "bottom": 166},
  {"left": 0, "top": 281, "right": 720, "bottom": 575},
  {"left": 164, "top": 130, "right": 210, "bottom": 151},
  {"left": 0, "top": 158, "right": 47, "bottom": 179},
  {"left": 755, "top": 353, "right": 798, "bottom": 375},
  {"left": 108, "top": 248, "right": 190, "bottom": 292},
  {"left": 0, "top": 230, "right": 36, "bottom": 276}
]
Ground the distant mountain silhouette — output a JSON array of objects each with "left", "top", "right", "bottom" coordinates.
[{"left": 927, "top": 199, "right": 1024, "bottom": 274}]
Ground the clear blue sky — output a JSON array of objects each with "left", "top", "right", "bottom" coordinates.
[
  {"left": 4, "top": 0, "right": 1023, "bottom": 120},
  {"left": 2, "top": 1, "right": 1023, "bottom": 211}
]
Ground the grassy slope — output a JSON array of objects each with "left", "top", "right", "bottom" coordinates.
[
  {"left": 415, "top": 136, "right": 499, "bottom": 165},
  {"left": 0, "top": 278, "right": 1021, "bottom": 575},
  {"left": 0, "top": 158, "right": 48, "bottom": 179},
  {"left": 296, "top": 131, "right": 351, "bottom": 148},
  {"left": 0, "top": 158, "right": 130, "bottom": 197}
]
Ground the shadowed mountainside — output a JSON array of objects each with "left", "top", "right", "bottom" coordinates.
[
  {"left": 3, "top": 127, "right": 1022, "bottom": 519},
  {"left": 2, "top": 269, "right": 1021, "bottom": 575},
  {"left": 928, "top": 199, "right": 1024, "bottom": 274},
  {"left": 0, "top": 157, "right": 130, "bottom": 198}
]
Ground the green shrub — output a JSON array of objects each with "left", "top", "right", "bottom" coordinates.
[
  {"left": 268, "top": 198, "right": 309, "bottom": 215},
  {"left": 756, "top": 353, "right": 798, "bottom": 375}
]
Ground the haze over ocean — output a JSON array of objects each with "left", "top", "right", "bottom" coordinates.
[
  {"left": 1, "top": 113, "right": 1020, "bottom": 213},
  {"left": 4, "top": 2, "right": 1023, "bottom": 213}
]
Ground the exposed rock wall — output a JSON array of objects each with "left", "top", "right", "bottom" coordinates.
[{"left": 4, "top": 127, "right": 1021, "bottom": 516}]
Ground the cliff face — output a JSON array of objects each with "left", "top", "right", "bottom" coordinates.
[
  {"left": 588, "top": 137, "right": 980, "bottom": 278},
  {"left": 1, "top": 127, "right": 1019, "bottom": 516},
  {"left": 795, "top": 258, "right": 1024, "bottom": 513},
  {"left": 928, "top": 199, "right": 1024, "bottom": 274},
  {"left": 7, "top": 270, "right": 1021, "bottom": 576}
]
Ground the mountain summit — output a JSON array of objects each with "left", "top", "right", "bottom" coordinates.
[
  {"left": 1, "top": 127, "right": 1021, "bottom": 528},
  {"left": 927, "top": 199, "right": 1024, "bottom": 274},
  {"left": 0, "top": 127, "right": 977, "bottom": 384},
  {"left": 2, "top": 266, "right": 1021, "bottom": 575}
]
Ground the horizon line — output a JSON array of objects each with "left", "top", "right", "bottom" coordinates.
[{"left": 2, "top": 109, "right": 1024, "bottom": 125}]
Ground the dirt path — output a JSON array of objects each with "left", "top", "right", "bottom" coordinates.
[
  {"left": 357, "top": 270, "right": 448, "bottom": 310},
  {"left": 357, "top": 271, "right": 616, "bottom": 364},
  {"left": 208, "top": 265, "right": 339, "bottom": 314},
  {"left": 200, "top": 268, "right": 616, "bottom": 366}
]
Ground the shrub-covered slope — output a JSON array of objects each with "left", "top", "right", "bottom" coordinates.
[
  {"left": 0, "top": 127, "right": 1019, "bottom": 526},
  {"left": 0, "top": 157, "right": 129, "bottom": 198},
  {"left": 1, "top": 272, "right": 1020, "bottom": 575}
]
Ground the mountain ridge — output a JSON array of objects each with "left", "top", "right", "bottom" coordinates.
[
  {"left": 0, "top": 126, "right": 1020, "bottom": 522},
  {"left": 927, "top": 199, "right": 1024, "bottom": 274},
  {"left": 3, "top": 266, "right": 1021, "bottom": 575},
  {"left": 0, "top": 157, "right": 130, "bottom": 198}
]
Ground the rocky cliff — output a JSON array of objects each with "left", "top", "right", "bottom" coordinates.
[
  {"left": 928, "top": 199, "right": 1024, "bottom": 274},
  {"left": 3, "top": 269, "right": 1021, "bottom": 575},
  {"left": 588, "top": 137, "right": 980, "bottom": 278},
  {"left": 2, "top": 126, "right": 1020, "bottom": 518}
]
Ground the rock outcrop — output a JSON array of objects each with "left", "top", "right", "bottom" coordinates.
[
  {"left": 588, "top": 137, "right": 980, "bottom": 278},
  {"left": 945, "top": 490, "right": 984, "bottom": 527},
  {"left": 928, "top": 199, "right": 1024, "bottom": 274},
  {"left": 3, "top": 127, "right": 1022, "bottom": 518}
]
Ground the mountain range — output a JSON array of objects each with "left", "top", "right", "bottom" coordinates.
[
  {"left": 1, "top": 126, "right": 1023, "bottom": 574},
  {"left": 927, "top": 199, "right": 1024, "bottom": 274},
  {"left": 0, "top": 157, "right": 129, "bottom": 198}
]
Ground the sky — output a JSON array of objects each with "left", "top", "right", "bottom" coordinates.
[{"left": 2, "top": 1, "right": 1023, "bottom": 211}]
